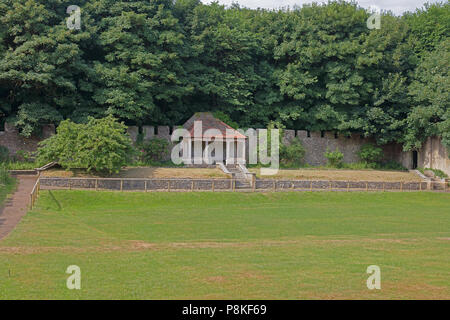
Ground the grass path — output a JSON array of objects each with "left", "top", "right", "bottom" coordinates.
[{"left": 0, "top": 191, "right": 448, "bottom": 299}]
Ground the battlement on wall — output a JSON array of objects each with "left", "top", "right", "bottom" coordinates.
[
  {"left": 126, "top": 126, "right": 412, "bottom": 168},
  {"left": 0, "top": 123, "right": 55, "bottom": 156},
  {"left": 127, "top": 126, "right": 172, "bottom": 143},
  {"left": 0, "top": 122, "right": 414, "bottom": 169}
]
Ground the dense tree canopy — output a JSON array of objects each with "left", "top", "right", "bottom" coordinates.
[{"left": 0, "top": 0, "right": 448, "bottom": 151}]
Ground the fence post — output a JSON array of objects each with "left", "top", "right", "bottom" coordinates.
[
  {"left": 383, "top": 182, "right": 385, "bottom": 192},
  {"left": 192, "top": 180, "right": 194, "bottom": 192},
  {"left": 168, "top": 180, "right": 171, "bottom": 192},
  {"left": 212, "top": 180, "right": 215, "bottom": 192},
  {"left": 145, "top": 180, "right": 147, "bottom": 192},
  {"left": 95, "top": 179, "right": 98, "bottom": 191},
  {"left": 233, "top": 179, "right": 236, "bottom": 192},
  {"left": 310, "top": 181, "right": 313, "bottom": 192},
  {"left": 400, "top": 182, "right": 403, "bottom": 192},
  {"left": 273, "top": 180, "right": 276, "bottom": 191},
  {"left": 347, "top": 181, "right": 350, "bottom": 192},
  {"left": 329, "top": 181, "right": 332, "bottom": 191},
  {"left": 120, "top": 179, "right": 123, "bottom": 192},
  {"left": 366, "top": 182, "right": 368, "bottom": 192}
]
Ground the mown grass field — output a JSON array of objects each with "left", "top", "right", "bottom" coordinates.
[{"left": 0, "top": 190, "right": 448, "bottom": 299}]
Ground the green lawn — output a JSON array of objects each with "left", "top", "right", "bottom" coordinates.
[
  {"left": 0, "top": 190, "right": 449, "bottom": 299},
  {"left": 0, "top": 177, "right": 15, "bottom": 205}
]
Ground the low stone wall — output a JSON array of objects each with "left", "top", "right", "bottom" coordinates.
[
  {"left": 39, "top": 177, "right": 437, "bottom": 192},
  {"left": 254, "top": 179, "right": 428, "bottom": 191},
  {"left": 39, "top": 177, "right": 233, "bottom": 192}
]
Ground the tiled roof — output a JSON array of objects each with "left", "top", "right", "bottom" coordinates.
[{"left": 183, "top": 112, "right": 246, "bottom": 139}]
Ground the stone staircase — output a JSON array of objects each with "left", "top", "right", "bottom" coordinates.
[{"left": 226, "top": 165, "right": 252, "bottom": 190}]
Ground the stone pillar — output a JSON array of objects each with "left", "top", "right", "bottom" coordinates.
[
  {"left": 142, "top": 126, "right": 154, "bottom": 141},
  {"left": 226, "top": 139, "right": 235, "bottom": 165},
  {"left": 127, "top": 126, "right": 139, "bottom": 143},
  {"left": 237, "top": 139, "right": 246, "bottom": 164},
  {"left": 193, "top": 139, "right": 203, "bottom": 165},
  {"left": 182, "top": 138, "right": 192, "bottom": 164}
]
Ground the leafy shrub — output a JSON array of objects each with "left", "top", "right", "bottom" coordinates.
[
  {"left": 3, "top": 162, "right": 41, "bottom": 170},
  {"left": 213, "top": 111, "right": 239, "bottom": 129},
  {"left": 324, "top": 148, "right": 344, "bottom": 168},
  {"left": 15, "top": 150, "right": 33, "bottom": 162},
  {"left": 422, "top": 168, "right": 448, "bottom": 179},
  {"left": 380, "top": 161, "right": 407, "bottom": 171},
  {"left": 0, "top": 163, "right": 13, "bottom": 185},
  {"left": 0, "top": 146, "right": 9, "bottom": 162},
  {"left": 280, "top": 139, "right": 306, "bottom": 167},
  {"left": 38, "top": 115, "right": 133, "bottom": 174},
  {"left": 357, "top": 143, "right": 384, "bottom": 165},
  {"left": 142, "top": 138, "right": 169, "bottom": 162}
]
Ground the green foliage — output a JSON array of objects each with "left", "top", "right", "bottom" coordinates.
[
  {"left": 142, "top": 138, "right": 170, "bottom": 163},
  {"left": 3, "top": 161, "right": 41, "bottom": 170},
  {"left": 421, "top": 167, "right": 449, "bottom": 179},
  {"left": 0, "top": 163, "right": 13, "bottom": 185},
  {"left": 404, "top": 2, "right": 450, "bottom": 55},
  {"left": 38, "top": 116, "right": 133, "bottom": 174},
  {"left": 280, "top": 140, "right": 306, "bottom": 167},
  {"left": 324, "top": 148, "right": 344, "bottom": 168},
  {"left": 378, "top": 161, "right": 407, "bottom": 171},
  {"left": 357, "top": 143, "right": 384, "bottom": 166},
  {"left": 0, "top": 146, "right": 9, "bottom": 162},
  {"left": 0, "top": 0, "right": 448, "bottom": 148},
  {"left": 212, "top": 111, "right": 239, "bottom": 129},
  {"left": 405, "top": 39, "right": 450, "bottom": 152}
]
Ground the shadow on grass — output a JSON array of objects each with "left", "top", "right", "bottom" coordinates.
[{"left": 48, "top": 190, "right": 62, "bottom": 211}]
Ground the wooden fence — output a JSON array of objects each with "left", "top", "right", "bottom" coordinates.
[{"left": 30, "top": 178, "right": 40, "bottom": 210}]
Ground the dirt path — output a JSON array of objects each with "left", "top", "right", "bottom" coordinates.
[{"left": 0, "top": 175, "right": 38, "bottom": 240}]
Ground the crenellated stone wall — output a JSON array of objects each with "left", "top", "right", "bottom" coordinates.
[
  {"left": 127, "top": 125, "right": 173, "bottom": 160},
  {"left": 2, "top": 121, "right": 448, "bottom": 173},
  {"left": 0, "top": 123, "right": 55, "bottom": 156},
  {"left": 127, "top": 126, "right": 173, "bottom": 144},
  {"left": 249, "top": 129, "right": 413, "bottom": 168}
]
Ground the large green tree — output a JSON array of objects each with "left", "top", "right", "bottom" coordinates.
[
  {"left": 405, "top": 39, "right": 450, "bottom": 151},
  {"left": 0, "top": 0, "right": 448, "bottom": 149},
  {"left": 0, "top": 0, "right": 95, "bottom": 136}
]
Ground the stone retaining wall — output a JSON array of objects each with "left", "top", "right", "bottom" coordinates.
[{"left": 39, "top": 177, "right": 437, "bottom": 192}]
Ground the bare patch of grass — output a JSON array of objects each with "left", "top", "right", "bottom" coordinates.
[
  {"left": 251, "top": 168, "right": 422, "bottom": 182},
  {"left": 41, "top": 167, "right": 229, "bottom": 179}
]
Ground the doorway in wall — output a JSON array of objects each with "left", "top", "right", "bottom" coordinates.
[{"left": 412, "top": 151, "right": 418, "bottom": 169}]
